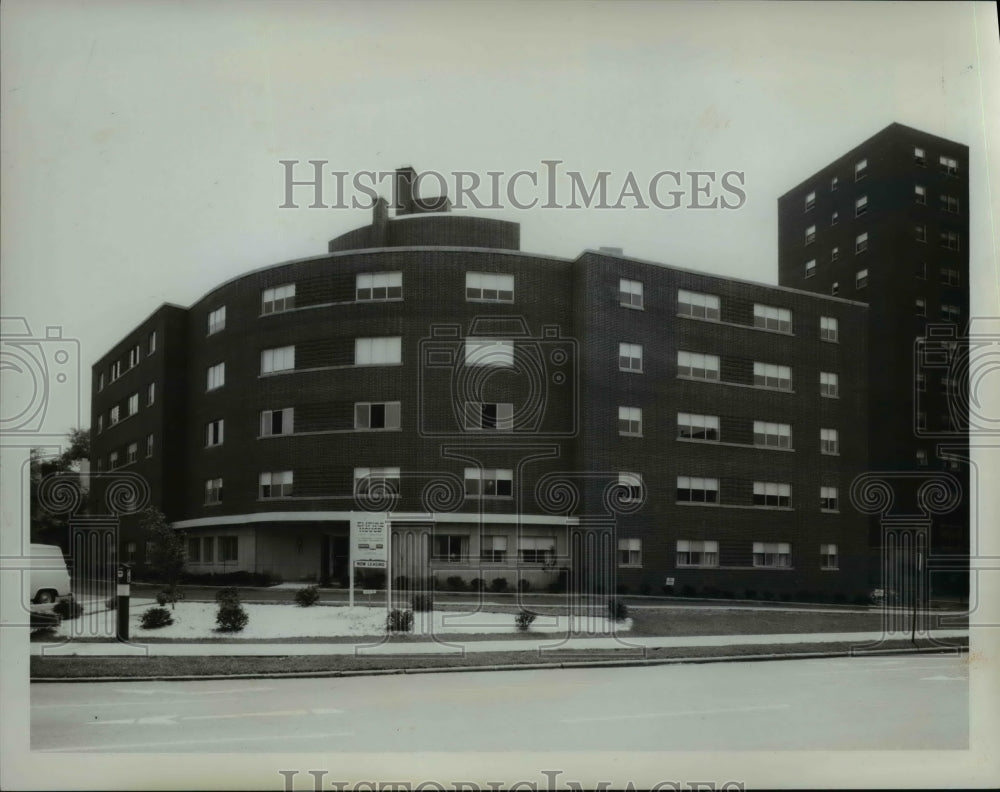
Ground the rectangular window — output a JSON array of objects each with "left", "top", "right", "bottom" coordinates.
[
  {"left": 753, "top": 481, "right": 792, "bottom": 508},
  {"left": 831, "top": 246, "right": 839, "bottom": 262},
  {"left": 128, "top": 345, "right": 140, "bottom": 368},
  {"left": 940, "top": 267, "right": 960, "bottom": 286},
  {"left": 831, "top": 211, "right": 839, "bottom": 226},
  {"left": 753, "top": 421, "right": 792, "bottom": 449},
  {"left": 146, "top": 433, "right": 154, "bottom": 458},
  {"left": 619, "top": 278, "right": 643, "bottom": 308},
  {"left": 618, "top": 538, "right": 642, "bottom": 567},
  {"left": 187, "top": 538, "right": 201, "bottom": 562},
  {"left": 805, "top": 224, "right": 816, "bottom": 245},
  {"left": 146, "top": 382, "right": 155, "bottom": 406},
  {"left": 109, "top": 450, "right": 119, "bottom": 469},
  {"left": 262, "top": 283, "right": 295, "bottom": 314},
  {"left": 205, "top": 478, "right": 223, "bottom": 505},
  {"left": 916, "top": 261, "right": 926, "bottom": 279},
  {"left": 820, "top": 316, "right": 839, "bottom": 342},
  {"left": 261, "top": 407, "right": 294, "bottom": 436},
  {"left": 820, "top": 428, "right": 839, "bottom": 455},
  {"left": 519, "top": 536, "right": 556, "bottom": 564},
  {"left": 259, "top": 470, "right": 293, "bottom": 498},
  {"left": 676, "top": 539, "right": 718, "bottom": 568},
  {"left": 677, "top": 412, "right": 720, "bottom": 442},
  {"left": 127, "top": 393, "right": 139, "bottom": 416},
  {"left": 206, "top": 418, "right": 224, "bottom": 447},
  {"left": 820, "top": 371, "right": 839, "bottom": 398},
  {"left": 914, "top": 185, "right": 926, "bottom": 205},
  {"left": 355, "top": 401, "right": 401, "bottom": 430},
  {"left": 678, "top": 351, "right": 720, "bottom": 381},
  {"left": 354, "top": 467, "right": 400, "bottom": 497},
  {"left": 466, "top": 272, "right": 514, "bottom": 302},
  {"left": 220, "top": 537, "right": 238, "bottom": 562},
  {"left": 915, "top": 223, "right": 927, "bottom": 242},
  {"left": 939, "top": 194, "right": 960, "bottom": 214},
  {"left": 110, "top": 405, "right": 120, "bottom": 425},
  {"left": 619, "top": 472, "right": 643, "bottom": 503},
  {"left": 261, "top": 345, "right": 295, "bottom": 374},
  {"left": 97, "top": 415, "right": 104, "bottom": 434},
  {"left": 355, "top": 336, "right": 402, "bottom": 365},
  {"left": 464, "top": 468, "right": 513, "bottom": 498},
  {"left": 804, "top": 191, "right": 815, "bottom": 211},
  {"left": 939, "top": 155, "right": 958, "bottom": 176},
  {"left": 855, "top": 232, "right": 868, "bottom": 253},
  {"left": 619, "top": 342, "right": 643, "bottom": 373},
  {"left": 820, "top": 543, "right": 838, "bottom": 569},
  {"left": 356, "top": 271, "right": 402, "bottom": 301},
  {"left": 915, "top": 299, "right": 926, "bottom": 317},
  {"left": 941, "top": 304, "right": 961, "bottom": 322},
  {"left": 465, "top": 401, "right": 514, "bottom": 431},
  {"left": 676, "top": 476, "right": 719, "bottom": 504},
  {"left": 126, "top": 542, "right": 136, "bottom": 563},
  {"left": 618, "top": 406, "right": 642, "bottom": 436},
  {"left": 831, "top": 281, "right": 839, "bottom": 296},
  {"left": 914, "top": 147, "right": 926, "bottom": 166},
  {"left": 917, "top": 411, "right": 926, "bottom": 430},
  {"left": 147, "top": 331, "right": 157, "bottom": 355},
  {"left": 677, "top": 289, "right": 720, "bottom": 320},
  {"left": 805, "top": 259, "right": 816, "bottom": 278},
  {"left": 95, "top": 458, "right": 103, "bottom": 472},
  {"left": 127, "top": 442, "right": 138, "bottom": 464},
  {"left": 207, "top": 362, "right": 225, "bottom": 391},
  {"left": 855, "top": 268, "right": 868, "bottom": 289},
  {"left": 481, "top": 535, "right": 508, "bottom": 563},
  {"left": 109, "top": 360, "right": 122, "bottom": 382},
  {"left": 753, "top": 304, "right": 792, "bottom": 333},
  {"left": 916, "top": 449, "right": 928, "bottom": 467},
  {"left": 464, "top": 338, "right": 513, "bottom": 367},
  {"left": 830, "top": 175, "right": 839, "bottom": 191},
  {"left": 940, "top": 231, "right": 960, "bottom": 250},
  {"left": 433, "top": 535, "right": 468, "bottom": 563},
  {"left": 753, "top": 541, "right": 792, "bottom": 567},
  {"left": 854, "top": 158, "right": 867, "bottom": 180},
  {"left": 753, "top": 362, "right": 792, "bottom": 391},
  {"left": 820, "top": 486, "right": 838, "bottom": 512},
  {"left": 203, "top": 537, "right": 214, "bottom": 563},
  {"left": 208, "top": 306, "right": 226, "bottom": 335},
  {"left": 855, "top": 195, "right": 868, "bottom": 216}
]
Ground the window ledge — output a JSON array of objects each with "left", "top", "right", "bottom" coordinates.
[{"left": 619, "top": 303, "right": 644, "bottom": 311}]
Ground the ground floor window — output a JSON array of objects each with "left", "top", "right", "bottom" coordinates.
[
  {"left": 433, "top": 534, "right": 468, "bottom": 562},
  {"left": 753, "top": 541, "right": 791, "bottom": 568},
  {"left": 187, "top": 538, "right": 201, "bottom": 562},
  {"left": 618, "top": 538, "right": 642, "bottom": 567},
  {"left": 820, "top": 543, "right": 838, "bottom": 569},
  {"left": 519, "top": 536, "right": 556, "bottom": 564},
  {"left": 481, "top": 535, "right": 507, "bottom": 562},
  {"left": 125, "top": 542, "right": 136, "bottom": 563},
  {"left": 676, "top": 539, "right": 718, "bottom": 567},
  {"left": 203, "top": 537, "right": 214, "bottom": 562},
  {"left": 220, "top": 536, "right": 238, "bottom": 562}
]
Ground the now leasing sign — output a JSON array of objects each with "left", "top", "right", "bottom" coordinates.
[{"left": 350, "top": 513, "right": 388, "bottom": 568}]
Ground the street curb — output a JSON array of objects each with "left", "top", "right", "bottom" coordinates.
[{"left": 30, "top": 643, "right": 968, "bottom": 683}]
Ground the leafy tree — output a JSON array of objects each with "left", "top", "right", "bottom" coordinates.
[
  {"left": 141, "top": 506, "right": 186, "bottom": 592},
  {"left": 30, "top": 427, "right": 90, "bottom": 546}
]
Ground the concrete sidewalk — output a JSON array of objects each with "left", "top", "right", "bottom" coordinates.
[{"left": 31, "top": 629, "right": 969, "bottom": 657}]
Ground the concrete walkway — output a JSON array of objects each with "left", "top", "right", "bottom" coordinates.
[{"left": 31, "top": 629, "right": 969, "bottom": 657}]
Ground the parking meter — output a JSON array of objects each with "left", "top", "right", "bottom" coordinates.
[{"left": 116, "top": 563, "right": 131, "bottom": 641}]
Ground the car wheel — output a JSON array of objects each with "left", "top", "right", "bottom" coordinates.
[{"left": 35, "top": 591, "right": 56, "bottom": 604}]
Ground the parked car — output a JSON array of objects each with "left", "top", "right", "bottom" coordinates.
[
  {"left": 870, "top": 587, "right": 900, "bottom": 606},
  {"left": 29, "top": 543, "right": 72, "bottom": 604}
]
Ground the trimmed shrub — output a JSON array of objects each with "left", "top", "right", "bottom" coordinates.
[
  {"left": 446, "top": 576, "right": 465, "bottom": 592},
  {"left": 661, "top": 584, "right": 675, "bottom": 595},
  {"left": 616, "top": 583, "right": 629, "bottom": 595},
  {"left": 547, "top": 568, "right": 569, "bottom": 594},
  {"left": 852, "top": 594, "right": 871, "bottom": 606},
  {"left": 469, "top": 578, "right": 485, "bottom": 592},
  {"left": 608, "top": 597, "right": 629, "bottom": 622},
  {"left": 411, "top": 593, "right": 434, "bottom": 612},
  {"left": 515, "top": 609, "right": 537, "bottom": 632},
  {"left": 387, "top": 608, "right": 413, "bottom": 633},
  {"left": 53, "top": 599, "right": 83, "bottom": 620},
  {"left": 490, "top": 577, "right": 509, "bottom": 593},
  {"left": 294, "top": 585, "right": 320, "bottom": 607},
  {"left": 215, "top": 601, "right": 249, "bottom": 632},
  {"left": 140, "top": 606, "right": 173, "bottom": 629},
  {"left": 744, "top": 588, "right": 758, "bottom": 600},
  {"left": 394, "top": 575, "right": 409, "bottom": 590},
  {"left": 779, "top": 592, "right": 792, "bottom": 602},
  {"left": 518, "top": 579, "right": 531, "bottom": 593},
  {"left": 761, "top": 590, "right": 776, "bottom": 601},
  {"left": 105, "top": 597, "right": 118, "bottom": 611},
  {"left": 832, "top": 593, "right": 848, "bottom": 604},
  {"left": 638, "top": 583, "right": 651, "bottom": 596},
  {"left": 215, "top": 587, "right": 240, "bottom": 605},
  {"left": 680, "top": 584, "right": 697, "bottom": 598},
  {"left": 156, "top": 585, "right": 185, "bottom": 609},
  {"left": 182, "top": 571, "right": 281, "bottom": 587}
]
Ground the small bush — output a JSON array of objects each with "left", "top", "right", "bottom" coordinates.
[
  {"left": 140, "top": 606, "right": 173, "bottom": 629},
  {"left": 608, "top": 597, "right": 629, "bottom": 622},
  {"left": 661, "top": 584, "right": 675, "bottom": 595},
  {"left": 680, "top": 584, "right": 697, "bottom": 598},
  {"left": 294, "top": 585, "right": 320, "bottom": 607},
  {"left": 832, "top": 593, "right": 848, "bottom": 604},
  {"left": 852, "top": 594, "right": 871, "bottom": 606},
  {"left": 105, "top": 597, "right": 118, "bottom": 610},
  {"left": 469, "top": 578, "right": 485, "bottom": 592},
  {"left": 761, "top": 590, "right": 775, "bottom": 601},
  {"left": 638, "top": 583, "right": 651, "bottom": 596},
  {"left": 215, "top": 587, "right": 240, "bottom": 605},
  {"left": 156, "top": 585, "right": 185, "bottom": 608},
  {"left": 744, "top": 588, "right": 758, "bottom": 600},
  {"left": 779, "top": 592, "right": 792, "bottom": 602},
  {"left": 446, "top": 576, "right": 466, "bottom": 592},
  {"left": 394, "top": 575, "right": 409, "bottom": 590},
  {"left": 411, "top": 593, "right": 434, "bottom": 612},
  {"left": 518, "top": 578, "right": 531, "bottom": 593},
  {"left": 490, "top": 577, "right": 509, "bottom": 593},
  {"left": 515, "top": 609, "right": 537, "bottom": 632},
  {"left": 616, "top": 583, "right": 630, "bottom": 595},
  {"left": 53, "top": 599, "right": 83, "bottom": 620},
  {"left": 182, "top": 571, "right": 281, "bottom": 587},
  {"left": 215, "top": 601, "right": 249, "bottom": 632},
  {"left": 386, "top": 608, "right": 413, "bottom": 633}
]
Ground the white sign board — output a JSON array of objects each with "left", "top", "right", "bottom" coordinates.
[{"left": 350, "top": 513, "right": 388, "bottom": 567}]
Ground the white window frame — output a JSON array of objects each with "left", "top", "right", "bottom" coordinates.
[
  {"left": 677, "top": 412, "right": 719, "bottom": 442},
  {"left": 128, "top": 344, "right": 140, "bottom": 368},
  {"left": 804, "top": 191, "right": 815, "bottom": 211},
  {"left": 128, "top": 392, "right": 139, "bottom": 416},
  {"left": 354, "top": 467, "right": 400, "bottom": 498},
  {"left": 820, "top": 371, "right": 839, "bottom": 398},
  {"left": 753, "top": 304, "right": 792, "bottom": 333},
  {"left": 618, "top": 406, "right": 642, "bottom": 436},
  {"left": 207, "top": 362, "right": 225, "bottom": 391},
  {"left": 856, "top": 268, "right": 869, "bottom": 289},
  {"left": 146, "top": 434, "right": 154, "bottom": 458},
  {"left": 619, "top": 278, "right": 643, "bottom": 309},
  {"left": 753, "top": 541, "right": 792, "bottom": 568},
  {"left": 676, "top": 476, "right": 719, "bottom": 504},
  {"left": 355, "top": 401, "right": 401, "bottom": 430},
  {"left": 753, "top": 481, "right": 792, "bottom": 508},
  {"left": 753, "top": 421, "right": 792, "bottom": 450},
  {"left": 854, "top": 158, "right": 867, "bottom": 180},
  {"left": 805, "top": 224, "right": 816, "bottom": 245},
  {"left": 110, "top": 405, "right": 120, "bottom": 426},
  {"left": 480, "top": 535, "right": 508, "bottom": 563},
  {"left": 208, "top": 305, "right": 226, "bottom": 335},
  {"left": 914, "top": 185, "right": 926, "bottom": 205},
  {"left": 206, "top": 418, "right": 224, "bottom": 447},
  {"left": 820, "top": 428, "right": 839, "bottom": 455},
  {"left": 356, "top": 271, "right": 402, "bottom": 301},
  {"left": 619, "top": 342, "right": 643, "bottom": 373},
  {"left": 820, "top": 316, "right": 839, "bottom": 342},
  {"left": 914, "top": 147, "right": 926, "bottom": 166},
  {"left": 820, "top": 486, "right": 838, "bottom": 512},
  {"left": 676, "top": 539, "right": 718, "bottom": 568},
  {"left": 677, "top": 351, "right": 720, "bottom": 381},
  {"left": 677, "top": 289, "right": 720, "bottom": 320},
  {"left": 820, "top": 543, "right": 838, "bottom": 570},
  {"left": 464, "top": 338, "right": 514, "bottom": 368},
  {"left": 466, "top": 272, "right": 514, "bottom": 303},
  {"left": 261, "top": 407, "right": 294, "bottom": 436},
  {"left": 127, "top": 442, "right": 138, "bottom": 465},
  {"left": 619, "top": 472, "right": 643, "bottom": 503},
  {"left": 259, "top": 470, "right": 293, "bottom": 498},
  {"left": 753, "top": 361, "right": 792, "bottom": 391},
  {"left": 261, "top": 345, "right": 295, "bottom": 374},
  {"left": 805, "top": 259, "right": 816, "bottom": 278},
  {"left": 262, "top": 283, "right": 295, "bottom": 314},
  {"left": 519, "top": 536, "right": 556, "bottom": 564},
  {"left": 464, "top": 468, "right": 513, "bottom": 498},
  {"left": 433, "top": 534, "right": 469, "bottom": 563},
  {"left": 355, "top": 336, "right": 402, "bottom": 366},
  {"left": 146, "top": 382, "right": 155, "bottom": 406},
  {"left": 855, "top": 232, "right": 868, "bottom": 253},
  {"left": 205, "top": 478, "right": 223, "bottom": 505},
  {"left": 939, "top": 155, "right": 958, "bottom": 176},
  {"left": 147, "top": 331, "right": 157, "bottom": 355},
  {"left": 618, "top": 538, "right": 642, "bottom": 567},
  {"left": 855, "top": 195, "right": 868, "bottom": 216},
  {"left": 464, "top": 401, "right": 514, "bottom": 431}
]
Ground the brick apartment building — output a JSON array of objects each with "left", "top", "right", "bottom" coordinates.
[
  {"left": 777, "top": 122, "right": 970, "bottom": 597},
  {"left": 89, "top": 164, "right": 873, "bottom": 600}
]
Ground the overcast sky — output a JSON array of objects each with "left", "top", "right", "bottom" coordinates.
[{"left": 2, "top": 0, "right": 999, "bottom": 437}]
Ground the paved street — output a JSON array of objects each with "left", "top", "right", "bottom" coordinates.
[{"left": 31, "top": 653, "right": 967, "bottom": 752}]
